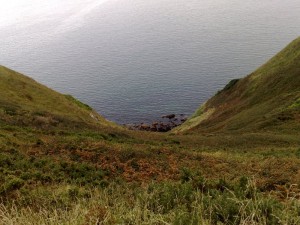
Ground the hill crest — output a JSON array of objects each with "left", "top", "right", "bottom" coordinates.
[
  {"left": 0, "top": 65, "right": 113, "bottom": 130},
  {"left": 175, "top": 37, "right": 300, "bottom": 133}
]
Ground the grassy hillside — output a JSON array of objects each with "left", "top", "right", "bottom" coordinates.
[
  {"left": 176, "top": 37, "right": 300, "bottom": 133},
  {"left": 1, "top": 39, "right": 300, "bottom": 224},
  {"left": 0, "top": 66, "right": 114, "bottom": 130}
]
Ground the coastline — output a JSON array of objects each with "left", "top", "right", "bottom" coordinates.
[{"left": 124, "top": 114, "right": 187, "bottom": 132}]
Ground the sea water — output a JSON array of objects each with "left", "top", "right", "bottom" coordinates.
[{"left": 1, "top": 0, "right": 299, "bottom": 124}]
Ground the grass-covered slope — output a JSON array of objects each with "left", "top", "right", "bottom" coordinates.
[
  {"left": 0, "top": 65, "right": 112, "bottom": 129},
  {"left": 176, "top": 37, "right": 300, "bottom": 133}
]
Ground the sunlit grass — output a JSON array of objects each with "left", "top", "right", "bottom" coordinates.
[{"left": 1, "top": 179, "right": 300, "bottom": 225}]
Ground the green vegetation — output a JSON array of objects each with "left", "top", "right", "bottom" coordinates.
[
  {"left": 64, "top": 94, "right": 92, "bottom": 111},
  {"left": 0, "top": 66, "right": 111, "bottom": 129},
  {"left": 290, "top": 97, "right": 300, "bottom": 109},
  {"left": 1, "top": 179, "right": 300, "bottom": 225},
  {"left": 218, "top": 78, "right": 240, "bottom": 93},
  {"left": 0, "top": 37, "right": 300, "bottom": 224},
  {"left": 177, "top": 37, "right": 300, "bottom": 134}
]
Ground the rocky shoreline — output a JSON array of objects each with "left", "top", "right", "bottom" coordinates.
[{"left": 124, "top": 114, "right": 188, "bottom": 132}]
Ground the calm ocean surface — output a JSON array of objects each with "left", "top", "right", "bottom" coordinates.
[{"left": 1, "top": 0, "right": 299, "bottom": 124}]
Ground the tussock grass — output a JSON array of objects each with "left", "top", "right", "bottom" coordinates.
[{"left": 1, "top": 179, "right": 300, "bottom": 225}]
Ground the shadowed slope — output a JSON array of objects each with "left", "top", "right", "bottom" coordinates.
[{"left": 176, "top": 37, "right": 300, "bottom": 133}]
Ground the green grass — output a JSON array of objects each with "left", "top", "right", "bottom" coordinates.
[
  {"left": 1, "top": 178, "right": 300, "bottom": 225},
  {"left": 179, "top": 37, "right": 300, "bottom": 133},
  {"left": 290, "top": 97, "right": 300, "bottom": 109},
  {"left": 64, "top": 94, "right": 92, "bottom": 111},
  {"left": 0, "top": 65, "right": 111, "bottom": 128},
  {"left": 218, "top": 78, "right": 240, "bottom": 93}
]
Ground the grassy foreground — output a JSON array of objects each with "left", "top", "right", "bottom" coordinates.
[
  {"left": 1, "top": 119, "right": 300, "bottom": 224},
  {"left": 1, "top": 178, "right": 300, "bottom": 225}
]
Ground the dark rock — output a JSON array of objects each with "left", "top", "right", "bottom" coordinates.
[
  {"left": 140, "top": 124, "right": 150, "bottom": 130},
  {"left": 150, "top": 127, "right": 157, "bottom": 131},
  {"left": 152, "top": 122, "right": 159, "bottom": 126},
  {"left": 126, "top": 113, "right": 188, "bottom": 132},
  {"left": 162, "top": 114, "right": 176, "bottom": 119}
]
